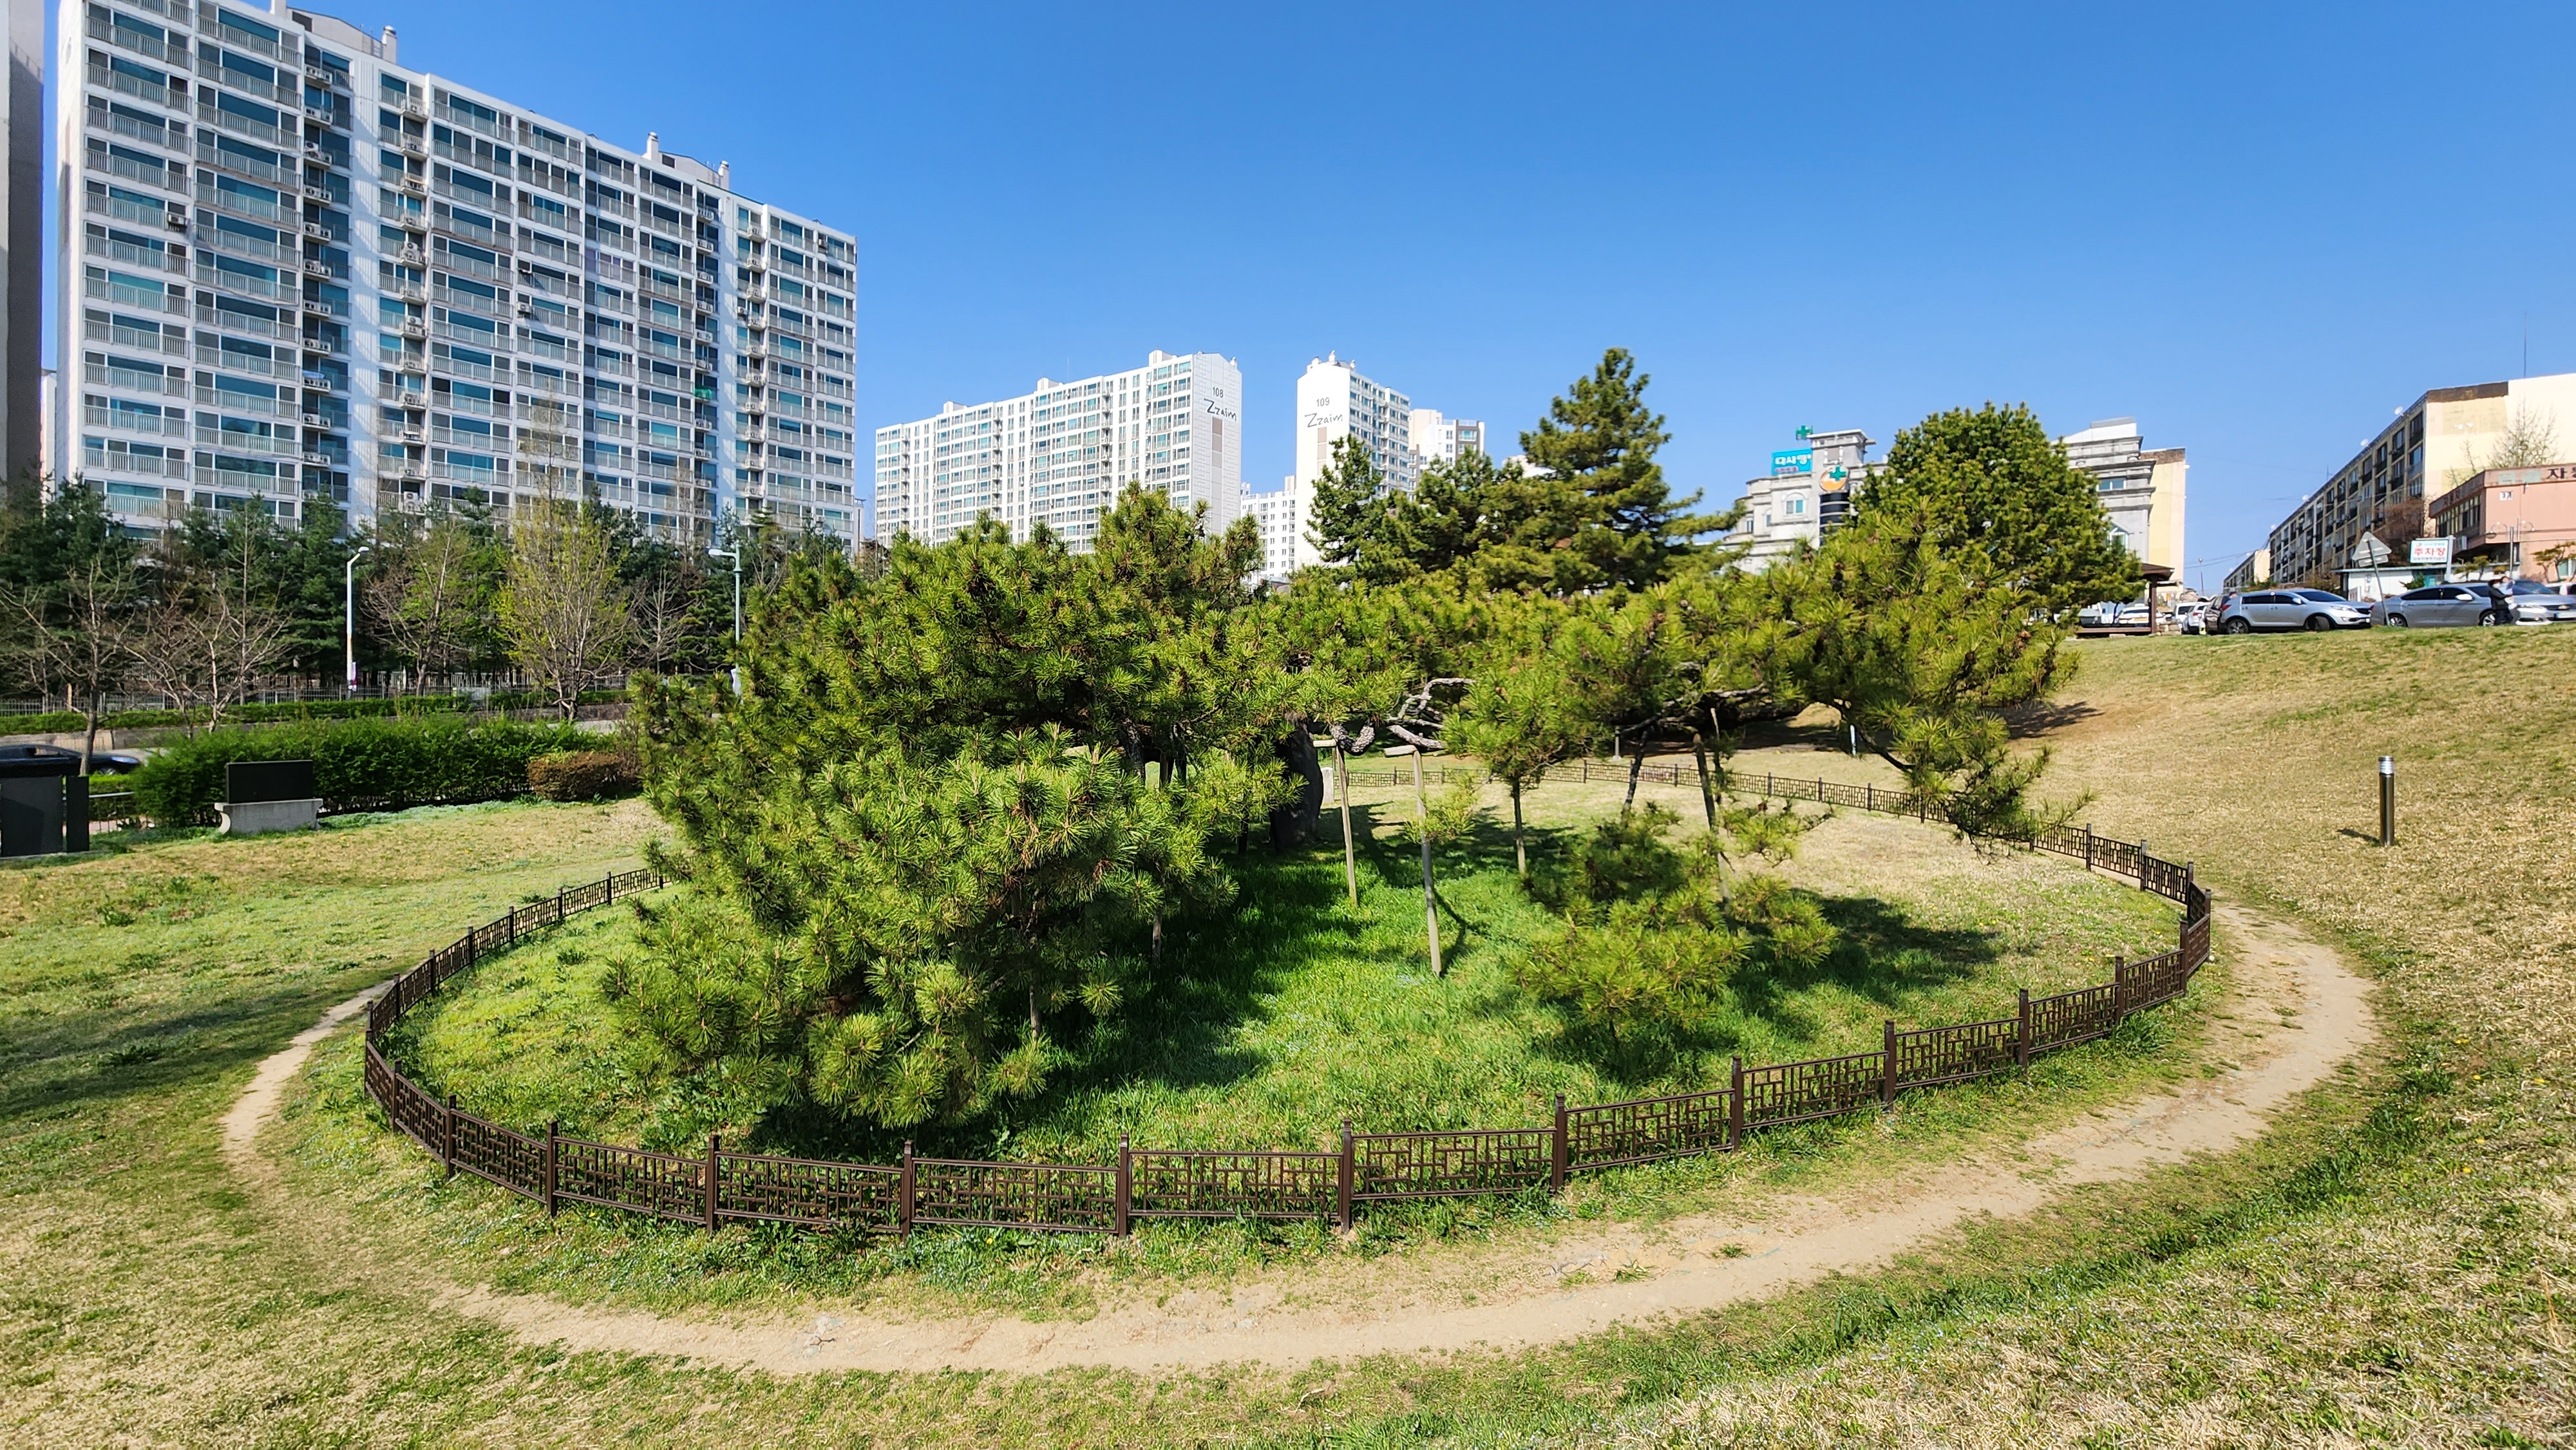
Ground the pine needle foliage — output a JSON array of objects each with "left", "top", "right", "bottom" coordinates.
[{"left": 625, "top": 489, "right": 1293, "bottom": 1127}]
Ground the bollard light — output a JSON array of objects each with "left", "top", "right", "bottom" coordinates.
[{"left": 2378, "top": 755, "right": 2396, "bottom": 847}]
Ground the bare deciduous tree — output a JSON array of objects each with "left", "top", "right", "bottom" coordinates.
[
  {"left": 0, "top": 558, "right": 140, "bottom": 770},
  {"left": 366, "top": 513, "right": 495, "bottom": 695},
  {"left": 126, "top": 564, "right": 294, "bottom": 725},
  {"left": 498, "top": 493, "right": 634, "bottom": 719}
]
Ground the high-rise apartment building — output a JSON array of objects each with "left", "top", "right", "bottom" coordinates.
[
  {"left": 1407, "top": 406, "right": 1482, "bottom": 470},
  {"left": 2262, "top": 372, "right": 2576, "bottom": 589},
  {"left": 1294, "top": 353, "right": 1414, "bottom": 494},
  {"left": 874, "top": 349, "right": 1243, "bottom": 549},
  {"left": 57, "top": 0, "right": 858, "bottom": 544},
  {"left": 3, "top": 0, "right": 39, "bottom": 480},
  {"left": 1244, "top": 473, "right": 1302, "bottom": 583},
  {"left": 2058, "top": 418, "right": 2185, "bottom": 572}
]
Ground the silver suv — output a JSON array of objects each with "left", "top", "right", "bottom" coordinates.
[
  {"left": 2372, "top": 584, "right": 2503, "bottom": 628},
  {"left": 2216, "top": 588, "right": 2371, "bottom": 633}
]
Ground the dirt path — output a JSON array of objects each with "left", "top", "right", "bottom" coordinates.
[
  {"left": 232, "top": 899, "right": 2371, "bottom": 1375},
  {"left": 219, "top": 983, "right": 388, "bottom": 1176}
]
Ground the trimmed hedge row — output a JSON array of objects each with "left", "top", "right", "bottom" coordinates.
[
  {"left": 1, "top": 688, "right": 632, "bottom": 737},
  {"left": 128, "top": 717, "right": 598, "bottom": 824},
  {"left": 526, "top": 749, "right": 639, "bottom": 802}
]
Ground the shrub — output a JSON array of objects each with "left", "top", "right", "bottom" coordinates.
[
  {"left": 128, "top": 716, "right": 593, "bottom": 824},
  {"left": 527, "top": 749, "right": 639, "bottom": 802}
]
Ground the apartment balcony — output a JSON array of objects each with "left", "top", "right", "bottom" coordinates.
[
  {"left": 84, "top": 404, "right": 189, "bottom": 438},
  {"left": 88, "top": 60, "right": 174, "bottom": 109},
  {"left": 196, "top": 98, "right": 289, "bottom": 149},
  {"left": 88, "top": 274, "right": 185, "bottom": 314},
  {"left": 198, "top": 59, "right": 294, "bottom": 106},
  {"left": 193, "top": 381, "right": 294, "bottom": 416},
  {"left": 84, "top": 359, "right": 185, "bottom": 395},
  {"left": 88, "top": 12, "right": 185, "bottom": 64}
]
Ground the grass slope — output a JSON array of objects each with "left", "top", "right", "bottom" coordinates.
[
  {"left": 1, "top": 625, "right": 2565, "bottom": 1445},
  {"left": 380, "top": 801, "right": 2177, "bottom": 1167}
]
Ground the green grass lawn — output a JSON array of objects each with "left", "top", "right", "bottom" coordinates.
[
  {"left": 5, "top": 624, "right": 2568, "bottom": 1446},
  {"left": 377, "top": 795, "right": 2182, "bottom": 1169}
]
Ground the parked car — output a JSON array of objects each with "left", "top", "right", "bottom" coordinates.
[
  {"left": 2374, "top": 583, "right": 2505, "bottom": 628},
  {"left": 2217, "top": 588, "right": 2371, "bottom": 633},
  {"left": 2499, "top": 579, "right": 2576, "bottom": 625},
  {"left": 2177, "top": 601, "right": 2208, "bottom": 634}
]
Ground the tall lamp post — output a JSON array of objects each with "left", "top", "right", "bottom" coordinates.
[
  {"left": 343, "top": 544, "right": 371, "bottom": 695},
  {"left": 706, "top": 545, "right": 742, "bottom": 695}
]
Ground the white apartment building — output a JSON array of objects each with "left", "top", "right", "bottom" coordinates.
[
  {"left": 3, "top": 0, "right": 39, "bottom": 480},
  {"left": 874, "top": 349, "right": 1242, "bottom": 549},
  {"left": 1407, "top": 406, "right": 1482, "bottom": 469},
  {"left": 1294, "top": 353, "right": 1414, "bottom": 494},
  {"left": 1244, "top": 473, "right": 1303, "bottom": 583},
  {"left": 1726, "top": 427, "right": 1877, "bottom": 569},
  {"left": 57, "top": 0, "right": 859, "bottom": 545}
]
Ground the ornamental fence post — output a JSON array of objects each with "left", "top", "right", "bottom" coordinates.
[
  {"left": 603, "top": 871, "right": 613, "bottom": 906},
  {"left": 2137, "top": 842, "right": 2150, "bottom": 891},
  {"left": 1882, "top": 1021, "right": 1898, "bottom": 1108},
  {"left": 2016, "top": 991, "right": 2032, "bottom": 1068},
  {"left": 1337, "top": 1119, "right": 1354, "bottom": 1232},
  {"left": 2112, "top": 957, "right": 2129, "bottom": 1026},
  {"left": 1728, "top": 1057, "right": 1745, "bottom": 1149},
  {"left": 1550, "top": 1095, "right": 1568, "bottom": 1191},
  {"left": 1114, "top": 1135, "right": 1132, "bottom": 1238},
  {"left": 556, "top": 887, "right": 565, "bottom": 920},
  {"left": 544, "top": 1118, "right": 559, "bottom": 1217},
  {"left": 1864, "top": 784, "right": 1873, "bottom": 812},
  {"left": 442, "top": 1093, "right": 457, "bottom": 1176},
  {"left": 507, "top": 905, "right": 518, "bottom": 947},
  {"left": 2083, "top": 824, "right": 2095, "bottom": 870},
  {"left": 705, "top": 1135, "right": 720, "bottom": 1234},
  {"left": 898, "top": 1140, "right": 914, "bottom": 1238}
]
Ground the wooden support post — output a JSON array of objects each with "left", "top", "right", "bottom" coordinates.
[
  {"left": 2137, "top": 842, "right": 2150, "bottom": 890},
  {"left": 1728, "top": 1057, "right": 1745, "bottom": 1149},
  {"left": 1337, "top": 1119, "right": 1355, "bottom": 1232},
  {"left": 1550, "top": 1095, "right": 1568, "bottom": 1191},
  {"left": 1864, "top": 783, "right": 1873, "bottom": 813},
  {"left": 705, "top": 1135, "right": 720, "bottom": 1234},
  {"left": 556, "top": 886, "right": 565, "bottom": 919},
  {"left": 2017, "top": 990, "right": 2032, "bottom": 1068},
  {"left": 1332, "top": 739, "right": 1358, "bottom": 909},
  {"left": 1882, "top": 1021, "right": 1898, "bottom": 1108},
  {"left": 1115, "top": 1135, "right": 1132, "bottom": 1238},
  {"left": 2083, "top": 824, "right": 2095, "bottom": 870},
  {"left": 603, "top": 871, "right": 612, "bottom": 905},
  {"left": 544, "top": 1118, "right": 559, "bottom": 1217},
  {"left": 898, "top": 1140, "right": 915, "bottom": 1238},
  {"left": 442, "top": 1093, "right": 457, "bottom": 1177},
  {"left": 2113, "top": 956, "right": 2129, "bottom": 1026}
]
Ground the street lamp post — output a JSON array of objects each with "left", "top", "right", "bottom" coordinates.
[
  {"left": 343, "top": 545, "right": 371, "bottom": 695},
  {"left": 707, "top": 545, "right": 742, "bottom": 695}
]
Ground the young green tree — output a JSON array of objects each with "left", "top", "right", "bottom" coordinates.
[
  {"left": 366, "top": 509, "right": 504, "bottom": 694},
  {"left": 498, "top": 493, "right": 634, "bottom": 718},
  {"left": 1448, "top": 608, "right": 1587, "bottom": 879},
  {"left": 1517, "top": 348, "right": 1726, "bottom": 590},
  {"left": 1750, "top": 505, "right": 2081, "bottom": 840},
  {"left": 1304, "top": 434, "right": 1417, "bottom": 585},
  {"left": 1855, "top": 403, "right": 2139, "bottom": 615}
]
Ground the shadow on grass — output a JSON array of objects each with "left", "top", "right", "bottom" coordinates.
[{"left": 1523, "top": 892, "right": 2008, "bottom": 1091}]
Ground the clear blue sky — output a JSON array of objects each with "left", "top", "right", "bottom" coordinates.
[{"left": 81, "top": 1, "right": 2576, "bottom": 589}]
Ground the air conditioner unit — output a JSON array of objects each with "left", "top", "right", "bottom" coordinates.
[
  {"left": 301, "top": 222, "right": 328, "bottom": 240},
  {"left": 164, "top": 209, "right": 187, "bottom": 229},
  {"left": 299, "top": 412, "right": 326, "bottom": 426},
  {"left": 302, "top": 184, "right": 330, "bottom": 202},
  {"left": 304, "top": 107, "right": 331, "bottom": 124},
  {"left": 304, "top": 66, "right": 334, "bottom": 88}
]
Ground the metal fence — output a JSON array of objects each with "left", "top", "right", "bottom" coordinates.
[{"left": 362, "top": 778, "right": 2215, "bottom": 1238}]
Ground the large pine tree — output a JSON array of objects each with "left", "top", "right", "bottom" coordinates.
[
  {"left": 1518, "top": 348, "right": 1725, "bottom": 590},
  {"left": 1855, "top": 403, "right": 2139, "bottom": 614}
]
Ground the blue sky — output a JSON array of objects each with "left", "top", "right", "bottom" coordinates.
[{"left": 68, "top": 1, "right": 2576, "bottom": 588}]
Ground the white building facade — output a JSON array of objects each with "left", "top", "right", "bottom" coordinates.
[
  {"left": 57, "top": 0, "right": 858, "bottom": 543},
  {"left": 1725, "top": 427, "right": 1877, "bottom": 569},
  {"left": 1294, "top": 353, "right": 1414, "bottom": 494},
  {"left": 874, "top": 349, "right": 1242, "bottom": 549},
  {"left": 1406, "top": 406, "right": 1482, "bottom": 469}
]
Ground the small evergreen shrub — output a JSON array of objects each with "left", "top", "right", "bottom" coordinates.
[{"left": 527, "top": 749, "right": 639, "bottom": 802}]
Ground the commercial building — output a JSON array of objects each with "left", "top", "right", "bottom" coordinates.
[
  {"left": 2058, "top": 418, "right": 2185, "bottom": 572},
  {"left": 1407, "top": 406, "right": 1482, "bottom": 469},
  {"left": 2262, "top": 373, "right": 2576, "bottom": 589},
  {"left": 1725, "top": 427, "right": 1876, "bottom": 569},
  {"left": 2428, "top": 464, "right": 2576, "bottom": 584},
  {"left": 57, "top": 0, "right": 858, "bottom": 544},
  {"left": 873, "top": 349, "right": 1243, "bottom": 549},
  {"left": 2, "top": 0, "right": 38, "bottom": 480}
]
